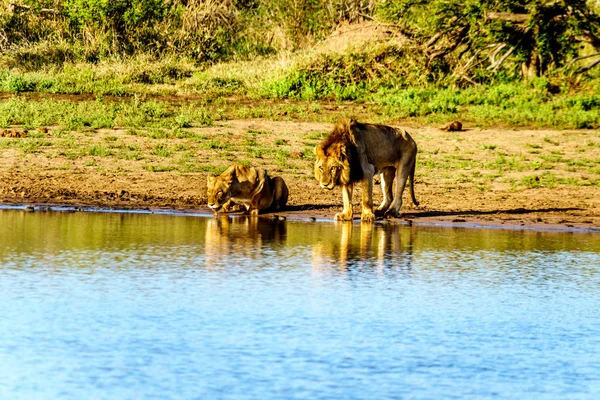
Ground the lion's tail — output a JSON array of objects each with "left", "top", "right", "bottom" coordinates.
[{"left": 409, "top": 156, "right": 419, "bottom": 207}]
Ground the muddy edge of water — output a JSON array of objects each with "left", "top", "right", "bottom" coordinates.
[{"left": 2, "top": 204, "right": 599, "bottom": 234}]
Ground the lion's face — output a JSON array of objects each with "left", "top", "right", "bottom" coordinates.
[
  {"left": 314, "top": 143, "right": 347, "bottom": 190},
  {"left": 206, "top": 175, "right": 232, "bottom": 211}
]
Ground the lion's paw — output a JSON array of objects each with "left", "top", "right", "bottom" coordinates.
[
  {"left": 374, "top": 208, "right": 387, "bottom": 217},
  {"left": 384, "top": 209, "right": 401, "bottom": 219},
  {"left": 334, "top": 211, "right": 353, "bottom": 221},
  {"left": 361, "top": 210, "right": 376, "bottom": 223}
]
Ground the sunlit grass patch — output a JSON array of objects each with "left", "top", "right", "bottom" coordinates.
[
  {"left": 26, "top": 131, "right": 46, "bottom": 139},
  {"left": 245, "top": 136, "right": 258, "bottom": 146},
  {"left": 247, "top": 147, "right": 263, "bottom": 158},
  {"left": 88, "top": 144, "right": 113, "bottom": 157},
  {"left": 540, "top": 153, "right": 563, "bottom": 164},
  {"left": 119, "top": 150, "right": 143, "bottom": 161},
  {"left": 519, "top": 173, "right": 554, "bottom": 189},
  {"left": 151, "top": 143, "right": 174, "bottom": 157},
  {"left": 199, "top": 165, "right": 229, "bottom": 175},
  {"left": 199, "top": 140, "right": 230, "bottom": 150},
  {"left": 303, "top": 132, "right": 325, "bottom": 141},
  {"left": 543, "top": 137, "right": 559, "bottom": 146},
  {"left": 19, "top": 139, "right": 52, "bottom": 154},
  {"left": 143, "top": 164, "right": 176, "bottom": 172},
  {"left": 275, "top": 149, "right": 290, "bottom": 167},
  {"left": 301, "top": 147, "right": 315, "bottom": 161},
  {"left": 487, "top": 153, "right": 526, "bottom": 172}
]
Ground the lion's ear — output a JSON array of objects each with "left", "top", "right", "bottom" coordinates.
[
  {"left": 224, "top": 170, "right": 235, "bottom": 184},
  {"left": 246, "top": 167, "right": 258, "bottom": 182},
  {"left": 315, "top": 145, "right": 325, "bottom": 158}
]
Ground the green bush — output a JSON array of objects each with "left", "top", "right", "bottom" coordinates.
[{"left": 62, "top": 0, "right": 171, "bottom": 55}]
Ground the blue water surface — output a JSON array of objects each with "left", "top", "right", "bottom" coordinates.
[{"left": 0, "top": 210, "right": 599, "bottom": 399}]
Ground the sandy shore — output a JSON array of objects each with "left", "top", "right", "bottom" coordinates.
[{"left": 1, "top": 120, "right": 599, "bottom": 232}]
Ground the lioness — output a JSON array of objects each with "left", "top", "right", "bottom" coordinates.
[
  {"left": 314, "top": 118, "right": 419, "bottom": 222},
  {"left": 207, "top": 164, "right": 288, "bottom": 215},
  {"left": 441, "top": 120, "right": 463, "bottom": 132}
]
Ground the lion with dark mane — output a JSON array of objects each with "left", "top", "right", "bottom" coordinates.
[{"left": 314, "top": 118, "right": 419, "bottom": 222}]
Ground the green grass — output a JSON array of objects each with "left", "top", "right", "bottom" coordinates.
[
  {"left": 543, "top": 137, "right": 560, "bottom": 146},
  {"left": 88, "top": 144, "right": 113, "bottom": 157},
  {"left": 119, "top": 150, "right": 143, "bottom": 161},
  {"left": 247, "top": 147, "right": 263, "bottom": 158},
  {"left": 2, "top": 74, "right": 600, "bottom": 129},
  {"left": 199, "top": 140, "right": 230, "bottom": 150},
  {"left": 19, "top": 139, "right": 52, "bottom": 154},
  {"left": 275, "top": 149, "right": 290, "bottom": 168},
  {"left": 481, "top": 144, "right": 497, "bottom": 150},
  {"left": 143, "top": 164, "right": 176, "bottom": 172},
  {"left": 516, "top": 172, "right": 596, "bottom": 189},
  {"left": 151, "top": 143, "right": 174, "bottom": 157}
]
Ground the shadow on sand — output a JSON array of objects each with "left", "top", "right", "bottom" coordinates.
[{"left": 403, "top": 207, "right": 582, "bottom": 219}]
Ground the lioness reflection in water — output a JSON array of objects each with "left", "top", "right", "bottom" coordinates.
[
  {"left": 204, "top": 215, "right": 287, "bottom": 268},
  {"left": 311, "top": 222, "right": 413, "bottom": 275}
]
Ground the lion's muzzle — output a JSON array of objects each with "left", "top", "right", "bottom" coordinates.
[
  {"left": 208, "top": 203, "right": 222, "bottom": 212},
  {"left": 320, "top": 181, "right": 336, "bottom": 190}
]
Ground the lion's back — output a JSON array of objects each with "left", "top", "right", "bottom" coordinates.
[{"left": 352, "top": 123, "right": 414, "bottom": 164}]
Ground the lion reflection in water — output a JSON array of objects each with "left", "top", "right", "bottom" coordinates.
[
  {"left": 311, "top": 222, "right": 413, "bottom": 274},
  {"left": 204, "top": 215, "right": 287, "bottom": 267}
]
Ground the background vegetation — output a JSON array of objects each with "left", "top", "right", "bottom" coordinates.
[{"left": 1, "top": 0, "right": 600, "bottom": 128}]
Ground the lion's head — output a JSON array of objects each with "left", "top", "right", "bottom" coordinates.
[
  {"left": 314, "top": 119, "right": 363, "bottom": 190},
  {"left": 314, "top": 142, "right": 349, "bottom": 190},
  {"left": 206, "top": 173, "right": 233, "bottom": 211}
]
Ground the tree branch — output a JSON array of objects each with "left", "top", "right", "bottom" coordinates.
[
  {"left": 489, "top": 45, "right": 516, "bottom": 71},
  {"left": 565, "top": 52, "right": 600, "bottom": 69},
  {"left": 425, "top": 32, "right": 443, "bottom": 49},
  {"left": 488, "top": 43, "right": 506, "bottom": 66},
  {"left": 427, "top": 25, "right": 470, "bottom": 62},
  {"left": 575, "top": 55, "right": 600, "bottom": 74},
  {"left": 486, "top": 12, "right": 529, "bottom": 24}
]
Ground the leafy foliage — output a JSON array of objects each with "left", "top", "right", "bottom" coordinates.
[
  {"left": 0, "top": 0, "right": 599, "bottom": 88},
  {"left": 378, "top": 0, "right": 600, "bottom": 80}
]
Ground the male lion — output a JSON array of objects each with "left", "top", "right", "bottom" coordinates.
[
  {"left": 314, "top": 118, "right": 419, "bottom": 222},
  {"left": 207, "top": 164, "right": 288, "bottom": 215}
]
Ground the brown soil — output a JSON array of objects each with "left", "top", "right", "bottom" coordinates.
[
  {"left": 1, "top": 120, "right": 599, "bottom": 232},
  {"left": 314, "top": 22, "right": 410, "bottom": 54}
]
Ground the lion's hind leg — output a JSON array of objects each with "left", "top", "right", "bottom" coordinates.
[
  {"left": 271, "top": 176, "right": 289, "bottom": 211},
  {"left": 375, "top": 167, "right": 395, "bottom": 216},
  {"left": 385, "top": 161, "right": 412, "bottom": 218}
]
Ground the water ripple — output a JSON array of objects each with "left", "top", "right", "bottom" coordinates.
[{"left": 0, "top": 211, "right": 599, "bottom": 399}]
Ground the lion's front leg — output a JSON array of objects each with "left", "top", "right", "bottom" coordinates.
[
  {"left": 360, "top": 177, "right": 375, "bottom": 222},
  {"left": 360, "top": 164, "right": 375, "bottom": 222},
  {"left": 334, "top": 184, "right": 354, "bottom": 221},
  {"left": 221, "top": 199, "right": 236, "bottom": 212}
]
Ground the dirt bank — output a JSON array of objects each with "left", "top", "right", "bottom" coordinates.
[{"left": 1, "top": 120, "right": 599, "bottom": 231}]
